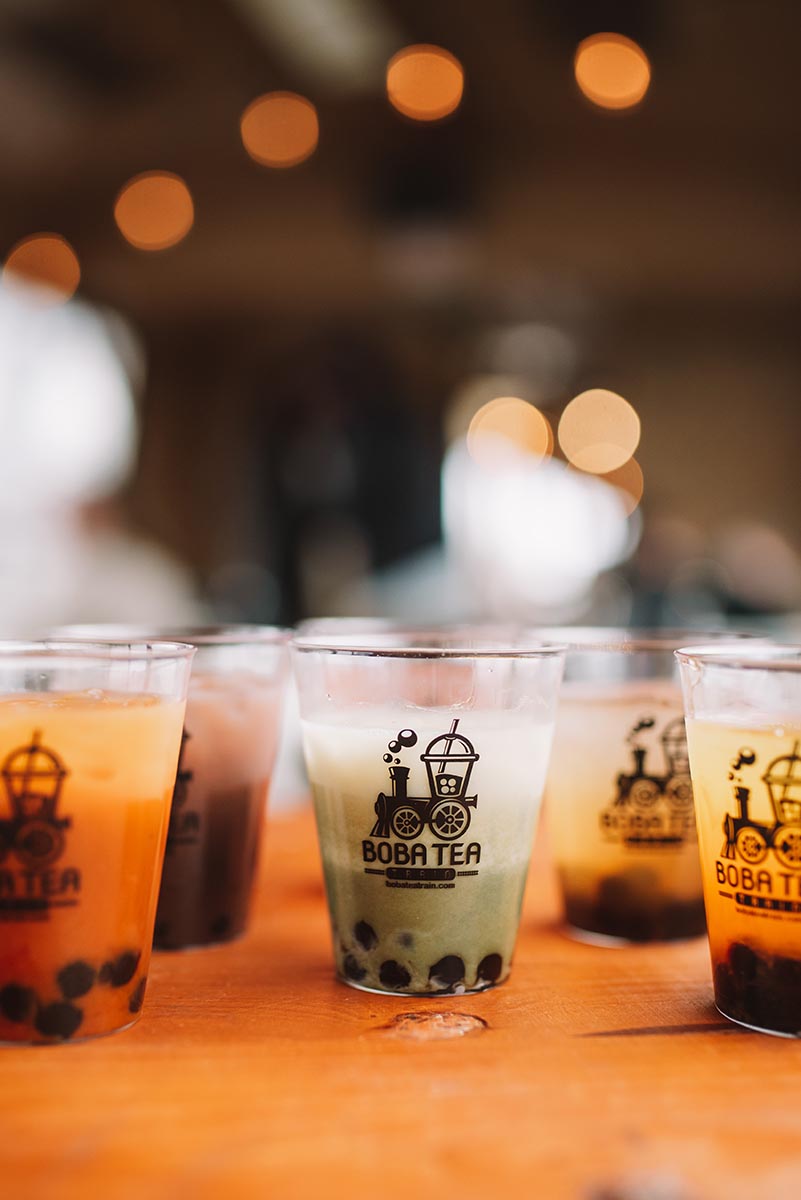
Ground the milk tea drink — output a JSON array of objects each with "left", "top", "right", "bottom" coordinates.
[
  {"left": 0, "top": 643, "right": 191, "bottom": 1044},
  {"left": 154, "top": 670, "right": 285, "bottom": 948},
  {"left": 686, "top": 717, "right": 801, "bottom": 1034},
  {"left": 548, "top": 679, "right": 705, "bottom": 942},
  {"left": 303, "top": 707, "right": 556, "bottom": 994}
]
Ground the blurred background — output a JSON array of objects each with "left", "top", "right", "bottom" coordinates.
[{"left": 1, "top": 0, "right": 800, "bottom": 633}]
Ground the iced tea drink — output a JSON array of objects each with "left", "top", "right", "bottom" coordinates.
[
  {"left": 53, "top": 627, "right": 289, "bottom": 950},
  {"left": 543, "top": 631, "right": 731, "bottom": 943},
  {"left": 0, "top": 643, "right": 192, "bottom": 1044},
  {"left": 154, "top": 659, "right": 287, "bottom": 948},
  {"left": 679, "top": 642, "right": 801, "bottom": 1035},
  {"left": 293, "top": 631, "right": 564, "bottom": 995}
]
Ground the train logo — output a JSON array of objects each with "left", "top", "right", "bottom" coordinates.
[
  {"left": 371, "top": 719, "right": 479, "bottom": 842},
  {"left": 600, "top": 716, "right": 695, "bottom": 846},
  {"left": 0, "top": 730, "right": 71, "bottom": 870},
  {"left": 723, "top": 743, "right": 801, "bottom": 870}
]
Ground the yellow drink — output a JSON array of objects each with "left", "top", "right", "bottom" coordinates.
[{"left": 686, "top": 717, "right": 801, "bottom": 1034}]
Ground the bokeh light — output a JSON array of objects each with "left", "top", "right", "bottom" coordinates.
[
  {"left": 114, "top": 172, "right": 194, "bottom": 251},
  {"left": 601, "top": 456, "right": 644, "bottom": 515},
  {"left": 574, "top": 33, "right": 651, "bottom": 111},
  {"left": 558, "top": 388, "right": 641, "bottom": 474},
  {"left": 240, "top": 91, "right": 319, "bottom": 168},
  {"left": 386, "top": 44, "right": 464, "bottom": 121},
  {"left": 3, "top": 234, "right": 80, "bottom": 305},
  {"left": 467, "top": 397, "right": 553, "bottom": 468}
]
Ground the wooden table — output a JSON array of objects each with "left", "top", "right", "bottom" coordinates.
[{"left": 4, "top": 807, "right": 800, "bottom": 1200}]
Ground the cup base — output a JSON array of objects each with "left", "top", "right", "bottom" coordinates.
[
  {"left": 563, "top": 922, "right": 705, "bottom": 948},
  {"left": 0, "top": 1014, "right": 142, "bottom": 1047},
  {"left": 336, "top": 974, "right": 504, "bottom": 998},
  {"left": 154, "top": 927, "right": 248, "bottom": 953},
  {"left": 714, "top": 1003, "right": 801, "bottom": 1039}
]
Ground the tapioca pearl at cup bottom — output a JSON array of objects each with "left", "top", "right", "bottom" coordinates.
[
  {"left": 34, "top": 1002, "right": 83, "bottom": 1040},
  {"left": 210, "top": 915, "right": 232, "bottom": 940},
  {"left": 0, "top": 983, "right": 37, "bottom": 1023},
  {"left": 379, "top": 961, "right": 412, "bottom": 989},
  {"left": 428, "top": 956, "right": 465, "bottom": 989},
  {"left": 397, "top": 932, "right": 414, "bottom": 948},
  {"left": 476, "top": 954, "right": 503, "bottom": 984},
  {"left": 728, "top": 942, "right": 759, "bottom": 983},
  {"left": 128, "top": 978, "right": 147, "bottom": 1014},
  {"left": 353, "top": 920, "right": 378, "bottom": 951},
  {"left": 343, "top": 954, "right": 367, "bottom": 982},
  {"left": 99, "top": 951, "right": 141, "bottom": 988},
  {"left": 57, "top": 960, "right": 96, "bottom": 1000}
]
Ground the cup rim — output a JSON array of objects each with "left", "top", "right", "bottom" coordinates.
[
  {"left": 675, "top": 641, "right": 801, "bottom": 672},
  {"left": 534, "top": 626, "right": 756, "bottom": 653},
  {"left": 0, "top": 639, "right": 196, "bottom": 663},
  {"left": 291, "top": 630, "right": 567, "bottom": 660},
  {"left": 49, "top": 624, "right": 290, "bottom": 648}
]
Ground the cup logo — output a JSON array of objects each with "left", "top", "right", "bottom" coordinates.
[
  {"left": 362, "top": 719, "right": 482, "bottom": 887},
  {"left": 599, "top": 715, "right": 696, "bottom": 848},
  {"left": 723, "top": 744, "right": 801, "bottom": 870},
  {"left": 715, "top": 743, "right": 801, "bottom": 915},
  {"left": 0, "top": 730, "right": 81, "bottom": 920}
]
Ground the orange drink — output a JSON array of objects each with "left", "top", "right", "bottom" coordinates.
[{"left": 0, "top": 643, "right": 192, "bottom": 1043}]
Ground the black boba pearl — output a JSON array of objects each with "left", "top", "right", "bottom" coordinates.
[
  {"left": 354, "top": 921, "right": 378, "bottom": 951},
  {"left": 0, "top": 983, "right": 36, "bottom": 1023},
  {"left": 100, "top": 951, "right": 141, "bottom": 988},
  {"left": 128, "top": 978, "right": 147, "bottom": 1014},
  {"left": 728, "top": 942, "right": 758, "bottom": 983},
  {"left": 57, "top": 961, "right": 96, "bottom": 1000},
  {"left": 343, "top": 955, "right": 367, "bottom": 982},
  {"left": 429, "top": 955, "right": 465, "bottom": 989},
  {"left": 398, "top": 932, "right": 414, "bottom": 948},
  {"left": 379, "top": 960, "right": 411, "bottom": 989},
  {"left": 211, "top": 915, "right": 232, "bottom": 939},
  {"left": 477, "top": 953, "right": 503, "bottom": 984},
  {"left": 35, "top": 1002, "right": 83, "bottom": 1040}
]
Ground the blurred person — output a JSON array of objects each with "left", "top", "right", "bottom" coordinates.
[{"left": 0, "top": 279, "right": 203, "bottom": 632}]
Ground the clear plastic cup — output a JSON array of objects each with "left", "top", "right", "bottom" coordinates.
[
  {"left": 544, "top": 629, "right": 745, "bottom": 945},
  {"left": 677, "top": 641, "right": 801, "bottom": 1036},
  {"left": 292, "top": 629, "right": 565, "bottom": 995},
  {"left": 53, "top": 625, "right": 290, "bottom": 948},
  {"left": 0, "top": 640, "right": 193, "bottom": 1043}
]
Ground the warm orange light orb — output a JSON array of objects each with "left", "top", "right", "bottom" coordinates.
[
  {"left": 601, "top": 457, "right": 644, "bottom": 515},
  {"left": 387, "top": 44, "right": 464, "bottom": 121},
  {"left": 240, "top": 92, "right": 319, "bottom": 168},
  {"left": 558, "top": 388, "right": 640, "bottom": 474},
  {"left": 467, "top": 397, "right": 553, "bottom": 468},
  {"left": 3, "top": 234, "right": 80, "bottom": 304},
  {"left": 574, "top": 33, "right": 651, "bottom": 111},
  {"left": 114, "top": 172, "right": 194, "bottom": 251}
]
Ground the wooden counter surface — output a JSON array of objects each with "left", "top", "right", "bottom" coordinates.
[{"left": 3, "top": 807, "right": 800, "bottom": 1200}]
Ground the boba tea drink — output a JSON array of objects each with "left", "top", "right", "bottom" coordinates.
[
  {"left": 293, "top": 631, "right": 564, "bottom": 995},
  {"left": 54, "top": 626, "right": 289, "bottom": 949},
  {"left": 678, "top": 643, "right": 801, "bottom": 1036},
  {"left": 0, "top": 642, "right": 192, "bottom": 1044},
  {"left": 545, "top": 631, "right": 731, "bottom": 943}
]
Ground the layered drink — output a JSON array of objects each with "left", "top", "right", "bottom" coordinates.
[
  {"left": 686, "top": 717, "right": 801, "bottom": 1034},
  {"left": 548, "top": 679, "right": 705, "bottom": 942},
  {"left": 154, "top": 670, "right": 285, "bottom": 949},
  {"left": 303, "top": 708, "right": 555, "bottom": 994},
  {"left": 0, "top": 689, "right": 186, "bottom": 1043}
]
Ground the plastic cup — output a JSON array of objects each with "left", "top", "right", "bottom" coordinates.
[
  {"left": 0, "top": 641, "right": 193, "bottom": 1043},
  {"left": 53, "top": 625, "right": 290, "bottom": 949},
  {"left": 292, "top": 629, "right": 565, "bottom": 995},
  {"left": 544, "top": 629, "right": 741, "bottom": 945},
  {"left": 677, "top": 642, "right": 801, "bottom": 1036}
]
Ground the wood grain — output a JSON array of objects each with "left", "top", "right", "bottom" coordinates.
[{"left": 2, "top": 807, "right": 799, "bottom": 1200}]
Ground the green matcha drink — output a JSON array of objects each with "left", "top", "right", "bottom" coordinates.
[{"left": 302, "top": 708, "right": 555, "bottom": 994}]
